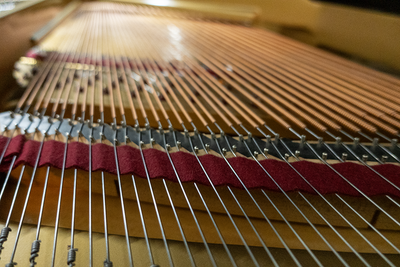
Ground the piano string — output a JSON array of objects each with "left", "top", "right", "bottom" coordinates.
[{"left": 0, "top": 2, "right": 400, "bottom": 266}]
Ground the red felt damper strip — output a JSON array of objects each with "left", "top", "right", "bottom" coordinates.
[{"left": 0, "top": 135, "right": 399, "bottom": 197}]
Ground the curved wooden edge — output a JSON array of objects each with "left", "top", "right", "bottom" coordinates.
[
  {"left": 0, "top": 0, "right": 45, "bottom": 20},
  {"left": 100, "top": 0, "right": 260, "bottom": 24},
  {"left": 30, "top": 0, "right": 81, "bottom": 44}
]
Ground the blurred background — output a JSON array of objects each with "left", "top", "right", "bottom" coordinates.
[{"left": 1, "top": 0, "right": 399, "bottom": 101}]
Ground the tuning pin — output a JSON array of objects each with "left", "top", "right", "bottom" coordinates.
[
  {"left": 158, "top": 126, "right": 164, "bottom": 135},
  {"left": 150, "top": 138, "right": 156, "bottom": 145},
  {"left": 300, "top": 135, "right": 306, "bottom": 147},
  {"left": 322, "top": 152, "right": 328, "bottom": 160},
  {"left": 353, "top": 137, "right": 360, "bottom": 148},
  {"left": 90, "top": 135, "right": 96, "bottom": 143},
  {"left": 135, "top": 124, "right": 140, "bottom": 132},
  {"left": 253, "top": 151, "right": 259, "bottom": 158},
  {"left": 66, "top": 132, "right": 71, "bottom": 140},
  {"left": 275, "top": 134, "right": 280, "bottom": 144},
  {"left": 125, "top": 136, "right": 130, "bottom": 143},
  {"left": 205, "top": 144, "right": 210, "bottom": 151},
  {"left": 284, "top": 153, "right": 290, "bottom": 161},
  {"left": 165, "top": 144, "right": 171, "bottom": 151},
  {"left": 362, "top": 155, "right": 368, "bottom": 163},
  {"left": 222, "top": 148, "right": 227, "bottom": 156},
  {"left": 263, "top": 148, "right": 269, "bottom": 156},
  {"left": 342, "top": 153, "right": 348, "bottom": 161},
  {"left": 391, "top": 139, "right": 397, "bottom": 150},
  {"left": 194, "top": 146, "right": 199, "bottom": 154},
  {"left": 114, "top": 139, "right": 119, "bottom": 146},
  {"left": 381, "top": 155, "right": 388, "bottom": 163},
  {"left": 232, "top": 145, "right": 237, "bottom": 153},
  {"left": 295, "top": 150, "right": 300, "bottom": 157},
  {"left": 266, "top": 135, "right": 271, "bottom": 143},
  {"left": 140, "top": 141, "right": 145, "bottom": 147},
  {"left": 177, "top": 141, "right": 182, "bottom": 149},
  {"left": 210, "top": 132, "right": 216, "bottom": 139},
  {"left": 9, "top": 111, "right": 15, "bottom": 118},
  {"left": 317, "top": 137, "right": 323, "bottom": 148},
  {"left": 335, "top": 137, "right": 341, "bottom": 148},
  {"left": 372, "top": 138, "right": 379, "bottom": 149},
  {"left": 100, "top": 133, "right": 106, "bottom": 141}
]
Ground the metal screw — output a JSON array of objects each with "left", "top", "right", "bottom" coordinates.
[
  {"left": 391, "top": 139, "right": 398, "bottom": 150},
  {"left": 372, "top": 138, "right": 379, "bottom": 148},
  {"left": 353, "top": 137, "right": 360, "bottom": 147},
  {"left": 232, "top": 145, "right": 237, "bottom": 153},
  {"left": 253, "top": 151, "right": 259, "bottom": 158},
  {"left": 205, "top": 144, "right": 210, "bottom": 151}
]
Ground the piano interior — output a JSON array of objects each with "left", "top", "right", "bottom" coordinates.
[{"left": 0, "top": 0, "right": 400, "bottom": 266}]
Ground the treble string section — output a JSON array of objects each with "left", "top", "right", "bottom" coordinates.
[{"left": 134, "top": 16, "right": 394, "bottom": 267}]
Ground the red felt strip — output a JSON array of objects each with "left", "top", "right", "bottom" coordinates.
[{"left": 0, "top": 135, "right": 399, "bottom": 197}]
